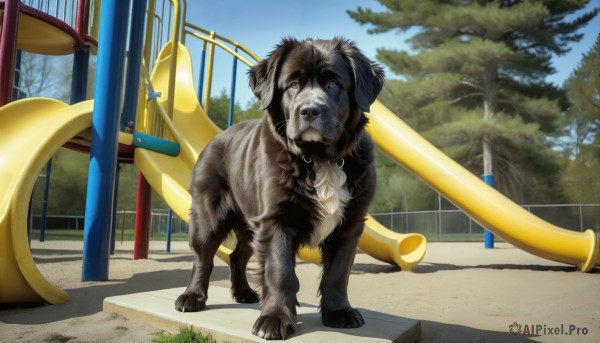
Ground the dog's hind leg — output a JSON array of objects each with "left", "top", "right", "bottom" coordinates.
[{"left": 229, "top": 225, "right": 259, "bottom": 303}]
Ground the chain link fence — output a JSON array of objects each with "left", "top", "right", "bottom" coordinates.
[
  {"left": 371, "top": 204, "right": 600, "bottom": 242},
  {"left": 33, "top": 204, "right": 600, "bottom": 242},
  {"left": 31, "top": 209, "right": 187, "bottom": 237}
]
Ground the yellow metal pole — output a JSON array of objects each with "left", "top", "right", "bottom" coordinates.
[
  {"left": 203, "top": 31, "right": 216, "bottom": 116},
  {"left": 166, "top": 0, "right": 183, "bottom": 118}
]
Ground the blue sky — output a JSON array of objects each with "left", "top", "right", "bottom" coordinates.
[{"left": 183, "top": 0, "right": 600, "bottom": 107}]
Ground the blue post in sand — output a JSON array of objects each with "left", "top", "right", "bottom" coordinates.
[
  {"left": 70, "top": 44, "right": 90, "bottom": 105},
  {"left": 483, "top": 174, "right": 495, "bottom": 249},
  {"left": 82, "top": 0, "right": 131, "bottom": 281},
  {"left": 110, "top": 164, "right": 121, "bottom": 255},
  {"left": 121, "top": 0, "right": 148, "bottom": 133},
  {"left": 39, "top": 160, "right": 52, "bottom": 242},
  {"left": 166, "top": 209, "right": 173, "bottom": 253},
  {"left": 197, "top": 44, "right": 207, "bottom": 105},
  {"left": 227, "top": 47, "right": 238, "bottom": 127}
]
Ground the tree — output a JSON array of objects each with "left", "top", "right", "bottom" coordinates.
[
  {"left": 561, "top": 34, "right": 600, "bottom": 203},
  {"left": 349, "top": 0, "right": 598, "bottom": 203},
  {"left": 206, "top": 88, "right": 264, "bottom": 128},
  {"left": 563, "top": 33, "right": 600, "bottom": 158},
  {"left": 17, "top": 52, "right": 73, "bottom": 101}
]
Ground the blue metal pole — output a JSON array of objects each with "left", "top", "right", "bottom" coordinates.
[
  {"left": 39, "top": 159, "right": 52, "bottom": 242},
  {"left": 483, "top": 174, "right": 495, "bottom": 249},
  {"left": 110, "top": 164, "right": 121, "bottom": 255},
  {"left": 227, "top": 47, "right": 238, "bottom": 128},
  {"left": 13, "top": 49, "right": 23, "bottom": 100},
  {"left": 121, "top": 0, "right": 148, "bottom": 133},
  {"left": 70, "top": 44, "right": 90, "bottom": 104},
  {"left": 120, "top": 0, "right": 148, "bottom": 258},
  {"left": 197, "top": 43, "right": 206, "bottom": 105},
  {"left": 129, "top": 0, "right": 151, "bottom": 260},
  {"left": 166, "top": 209, "right": 173, "bottom": 253},
  {"left": 51, "top": 43, "right": 90, "bottom": 244},
  {"left": 27, "top": 194, "right": 33, "bottom": 244},
  {"left": 82, "top": 0, "right": 131, "bottom": 281}
]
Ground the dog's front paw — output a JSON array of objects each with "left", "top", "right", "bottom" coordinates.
[
  {"left": 233, "top": 288, "right": 259, "bottom": 304},
  {"left": 174, "top": 292, "right": 207, "bottom": 312},
  {"left": 252, "top": 313, "right": 296, "bottom": 340},
  {"left": 322, "top": 308, "right": 365, "bottom": 328}
]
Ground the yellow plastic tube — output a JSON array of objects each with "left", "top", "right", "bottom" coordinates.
[
  {"left": 0, "top": 98, "right": 94, "bottom": 304},
  {"left": 366, "top": 100, "right": 599, "bottom": 272}
]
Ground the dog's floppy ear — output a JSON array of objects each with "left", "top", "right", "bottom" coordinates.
[
  {"left": 339, "top": 39, "right": 385, "bottom": 113},
  {"left": 248, "top": 38, "right": 298, "bottom": 110}
]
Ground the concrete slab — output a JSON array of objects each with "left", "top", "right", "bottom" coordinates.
[{"left": 103, "top": 287, "right": 421, "bottom": 342}]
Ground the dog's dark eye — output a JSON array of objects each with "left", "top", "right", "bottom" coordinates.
[
  {"left": 289, "top": 81, "right": 300, "bottom": 90},
  {"left": 327, "top": 80, "right": 338, "bottom": 89}
]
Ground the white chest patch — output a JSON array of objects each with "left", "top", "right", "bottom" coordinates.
[{"left": 308, "top": 161, "right": 351, "bottom": 247}]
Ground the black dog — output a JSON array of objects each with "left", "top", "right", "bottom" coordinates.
[{"left": 175, "top": 37, "right": 384, "bottom": 340}]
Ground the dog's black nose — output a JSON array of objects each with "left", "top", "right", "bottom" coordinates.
[{"left": 300, "top": 104, "right": 321, "bottom": 119}]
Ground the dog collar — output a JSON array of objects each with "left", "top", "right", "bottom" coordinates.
[{"left": 301, "top": 155, "right": 344, "bottom": 169}]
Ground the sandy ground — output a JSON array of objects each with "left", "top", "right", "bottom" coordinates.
[{"left": 0, "top": 240, "right": 598, "bottom": 343}]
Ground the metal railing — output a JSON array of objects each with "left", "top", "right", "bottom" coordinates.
[
  {"left": 19, "top": 0, "right": 100, "bottom": 40},
  {"left": 31, "top": 210, "right": 187, "bottom": 234},
  {"left": 182, "top": 22, "right": 259, "bottom": 122},
  {"left": 371, "top": 204, "right": 600, "bottom": 242},
  {"left": 21, "top": 0, "right": 78, "bottom": 27},
  {"left": 136, "top": 0, "right": 261, "bottom": 165},
  {"left": 134, "top": 0, "right": 189, "bottom": 160}
]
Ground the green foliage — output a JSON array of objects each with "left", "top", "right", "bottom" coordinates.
[
  {"left": 206, "top": 89, "right": 242, "bottom": 129},
  {"left": 348, "top": 0, "right": 598, "bottom": 204},
  {"left": 34, "top": 148, "right": 89, "bottom": 215},
  {"left": 206, "top": 89, "right": 263, "bottom": 129},
  {"left": 370, "top": 152, "right": 435, "bottom": 212},
  {"left": 562, "top": 34, "right": 600, "bottom": 158},
  {"left": 561, "top": 34, "right": 600, "bottom": 203},
  {"left": 562, "top": 147, "right": 600, "bottom": 203},
  {"left": 30, "top": 149, "right": 159, "bottom": 216},
  {"left": 153, "top": 327, "right": 218, "bottom": 343},
  {"left": 236, "top": 100, "right": 263, "bottom": 122}
]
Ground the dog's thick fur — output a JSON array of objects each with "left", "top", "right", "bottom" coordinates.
[{"left": 175, "top": 38, "right": 384, "bottom": 340}]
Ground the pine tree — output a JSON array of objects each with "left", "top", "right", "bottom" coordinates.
[
  {"left": 563, "top": 33, "right": 600, "bottom": 158},
  {"left": 349, "top": 0, "right": 598, "bottom": 203},
  {"left": 561, "top": 34, "right": 600, "bottom": 203}
]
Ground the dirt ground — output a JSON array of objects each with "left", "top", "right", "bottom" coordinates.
[{"left": 0, "top": 240, "right": 598, "bottom": 343}]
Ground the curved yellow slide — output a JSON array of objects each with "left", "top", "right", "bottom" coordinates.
[
  {"left": 134, "top": 42, "right": 427, "bottom": 270},
  {"left": 366, "top": 100, "right": 599, "bottom": 272},
  {"left": 0, "top": 98, "right": 94, "bottom": 304}
]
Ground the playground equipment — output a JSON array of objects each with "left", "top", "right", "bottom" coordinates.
[
  {"left": 0, "top": 0, "right": 598, "bottom": 306},
  {"left": 0, "top": 99, "right": 93, "bottom": 304},
  {"left": 366, "top": 101, "right": 600, "bottom": 272},
  {"left": 0, "top": 0, "right": 426, "bottom": 305}
]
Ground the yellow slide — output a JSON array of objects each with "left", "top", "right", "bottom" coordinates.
[
  {"left": 0, "top": 98, "right": 94, "bottom": 304},
  {"left": 134, "top": 42, "right": 427, "bottom": 270},
  {"left": 366, "top": 100, "right": 599, "bottom": 272}
]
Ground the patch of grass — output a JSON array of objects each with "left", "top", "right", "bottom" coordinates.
[{"left": 153, "top": 327, "right": 218, "bottom": 343}]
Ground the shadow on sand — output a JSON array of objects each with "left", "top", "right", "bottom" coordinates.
[
  {"left": 350, "top": 262, "right": 600, "bottom": 274},
  {"left": 0, "top": 266, "right": 227, "bottom": 324}
]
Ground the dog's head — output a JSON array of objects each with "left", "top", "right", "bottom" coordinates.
[{"left": 249, "top": 38, "right": 385, "bottom": 161}]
